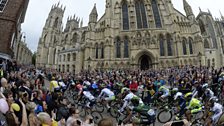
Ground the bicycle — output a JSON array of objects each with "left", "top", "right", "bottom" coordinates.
[{"left": 76, "top": 102, "right": 102, "bottom": 124}]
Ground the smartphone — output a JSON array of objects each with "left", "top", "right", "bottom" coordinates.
[
  {"left": 77, "top": 120, "right": 81, "bottom": 125},
  {"left": 171, "top": 121, "right": 184, "bottom": 126},
  {"left": 89, "top": 119, "right": 93, "bottom": 124}
]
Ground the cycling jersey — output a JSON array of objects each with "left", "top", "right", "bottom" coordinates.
[
  {"left": 76, "top": 84, "right": 83, "bottom": 91},
  {"left": 211, "top": 103, "right": 223, "bottom": 124},
  {"left": 158, "top": 86, "right": 169, "bottom": 98},
  {"left": 99, "top": 88, "right": 114, "bottom": 97},
  {"left": 187, "top": 98, "right": 202, "bottom": 113},
  {"left": 120, "top": 92, "right": 134, "bottom": 112},
  {"left": 98, "top": 88, "right": 115, "bottom": 101},
  {"left": 50, "top": 80, "right": 60, "bottom": 92},
  {"left": 205, "top": 88, "right": 214, "bottom": 98},
  {"left": 83, "top": 91, "right": 95, "bottom": 101}
]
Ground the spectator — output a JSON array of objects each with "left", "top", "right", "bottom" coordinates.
[
  {"left": 37, "top": 112, "right": 57, "bottom": 126},
  {"left": 56, "top": 96, "right": 69, "bottom": 121},
  {"left": 26, "top": 102, "right": 40, "bottom": 126},
  {"left": 98, "top": 118, "right": 113, "bottom": 126}
]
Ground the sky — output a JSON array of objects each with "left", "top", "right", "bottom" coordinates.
[{"left": 21, "top": 0, "right": 224, "bottom": 53}]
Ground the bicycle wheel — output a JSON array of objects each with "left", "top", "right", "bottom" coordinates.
[
  {"left": 191, "top": 119, "right": 204, "bottom": 126},
  {"left": 157, "top": 109, "right": 173, "bottom": 123},
  {"left": 77, "top": 104, "right": 86, "bottom": 117},
  {"left": 94, "top": 102, "right": 104, "bottom": 113},
  {"left": 110, "top": 105, "right": 120, "bottom": 118},
  {"left": 91, "top": 111, "right": 103, "bottom": 124}
]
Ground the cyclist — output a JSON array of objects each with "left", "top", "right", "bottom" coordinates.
[
  {"left": 78, "top": 86, "right": 96, "bottom": 108},
  {"left": 205, "top": 97, "right": 223, "bottom": 126},
  {"left": 192, "top": 81, "right": 203, "bottom": 98},
  {"left": 49, "top": 77, "right": 60, "bottom": 92},
  {"left": 157, "top": 83, "right": 170, "bottom": 101},
  {"left": 185, "top": 92, "right": 202, "bottom": 122},
  {"left": 118, "top": 89, "right": 135, "bottom": 113},
  {"left": 58, "top": 79, "right": 67, "bottom": 92},
  {"left": 174, "top": 92, "right": 186, "bottom": 120},
  {"left": 98, "top": 85, "right": 115, "bottom": 110},
  {"left": 125, "top": 96, "right": 156, "bottom": 125},
  {"left": 202, "top": 83, "right": 214, "bottom": 101}
]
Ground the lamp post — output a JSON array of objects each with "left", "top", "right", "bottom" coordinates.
[{"left": 197, "top": 52, "right": 202, "bottom": 72}]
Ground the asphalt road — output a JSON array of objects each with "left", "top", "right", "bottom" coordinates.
[{"left": 44, "top": 79, "right": 172, "bottom": 126}]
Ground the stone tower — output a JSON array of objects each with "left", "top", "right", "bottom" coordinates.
[
  {"left": 183, "top": 0, "right": 195, "bottom": 21},
  {"left": 36, "top": 3, "right": 65, "bottom": 68},
  {"left": 88, "top": 4, "right": 98, "bottom": 30}
]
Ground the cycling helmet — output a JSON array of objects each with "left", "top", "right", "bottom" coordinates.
[
  {"left": 172, "top": 88, "right": 179, "bottom": 92},
  {"left": 83, "top": 81, "right": 91, "bottom": 86},
  {"left": 131, "top": 96, "right": 139, "bottom": 105},
  {"left": 92, "top": 83, "right": 98, "bottom": 89},
  {"left": 174, "top": 92, "right": 183, "bottom": 100},
  {"left": 202, "top": 83, "right": 208, "bottom": 89},
  {"left": 184, "top": 92, "right": 193, "bottom": 98},
  {"left": 194, "top": 81, "right": 199, "bottom": 85},
  {"left": 121, "top": 88, "right": 130, "bottom": 94},
  {"left": 157, "top": 82, "right": 161, "bottom": 86},
  {"left": 82, "top": 86, "right": 88, "bottom": 91},
  {"left": 209, "top": 96, "right": 218, "bottom": 104}
]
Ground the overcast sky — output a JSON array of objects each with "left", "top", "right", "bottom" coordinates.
[{"left": 21, "top": 0, "right": 224, "bottom": 52}]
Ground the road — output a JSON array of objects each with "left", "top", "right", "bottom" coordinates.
[{"left": 44, "top": 79, "right": 172, "bottom": 126}]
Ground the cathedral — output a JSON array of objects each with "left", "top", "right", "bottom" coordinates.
[{"left": 36, "top": 0, "right": 224, "bottom": 73}]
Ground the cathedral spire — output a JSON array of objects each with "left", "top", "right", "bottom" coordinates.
[
  {"left": 89, "top": 3, "right": 98, "bottom": 23},
  {"left": 220, "top": 10, "right": 224, "bottom": 20},
  {"left": 183, "top": 0, "right": 193, "bottom": 17}
]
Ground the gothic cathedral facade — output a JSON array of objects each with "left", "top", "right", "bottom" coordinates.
[{"left": 36, "top": 0, "right": 224, "bottom": 73}]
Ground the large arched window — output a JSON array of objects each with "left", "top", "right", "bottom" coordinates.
[
  {"left": 135, "top": 0, "right": 148, "bottom": 29},
  {"left": 189, "top": 38, "right": 193, "bottom": 54},
  {"left": 101, "top": 43, "right": 104, "bottom": 59},
  {"left": 65, "top": 34, "right": 68, "bottom": 43},
  {"left": 54, "top": 17, "right": 59, "bottom": 28},
  {"left": 198, "top": 20, "right": 206, "bottom": 35},
  {"left": 115, "top": 37, "right": 121, "bottom": 58},
  {"left": 122, "top": 1, "right": 129, "bottom": 30},
  {"left": 207, "top": 59, "right": 211, "bottom": 67},
  {"left": 221, "top": 39, "right": 224, "bottom": 54},
  {"left": 73, "top": 33, "right": 78, "bottom": 43},
  {"left": 159, "top": 34, "right": 165, "bottom": 56},
  {"left": 151, "top": 0, "right": 162, "bottom": 28},
  {"left": 95, "top": 43, "right": 99, "bottom": 59},
  {"left": 0, "top": 0, "right": 8, "bottom": 12},
  {"left": 204, "top": 39, "right": 210, "bottom": 48},
  {"left": 207, "top": 17, "right": 217, "bottom": 48},
  {"left": 182, "top": 38, "right": 187, "bottom": 55},
  {"left": 167, "top": 34, "right": 173, "bottom": 56},
  {"left": 124, "top": 36, "right": 129, "bottom": 58}
]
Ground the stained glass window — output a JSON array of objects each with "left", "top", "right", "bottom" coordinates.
[
  {"left": 189, "top": 38, "right": 193, "bottom": 54},
  {"left": 207, "top": 17, "right": 217, "bottom": 48},
  {"left": 122, "top": 1, "right": 129, "bottom": 30},
  {"left": 159, "top": 35, "right": 165, "bottom": 56},
  {"left": 135, "top": 1, "right": 148, "bottom": 29},
  {"left": 167, "top": 34, "right": 173, "bottom": 56},
  {"left": 116, "top": 37, "right": 121, "bottom": 58},
  {"left": 96, "top": 43, "right": 99, "bottom": 59},
  {"left": 182, "top": 38, "right": 187, "bottom": 55},
  {"left": 124, "top": 37, "right": 129, "bottom": 58},
  {"left": 151, "top": 0, "right": 162, "bottom": 28}
]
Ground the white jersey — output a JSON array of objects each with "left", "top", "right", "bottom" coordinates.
[
  {"left": 83, "top": 91, "right": 95, "bottom": 101},
  {"left": 212, "top": 103, "right": 223, "bottom": 114},
  {"left": 99, "top": 88, "right": 114, "bottom": 98},
  {"left": 124, "top": 92, "right": 135, "bottom": 102},
  {"left": 211, "top": 103, "right": 223, "bottom": 123},
  {"left": 205, "top": 88, "right": 214, "bottom": 98}
]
